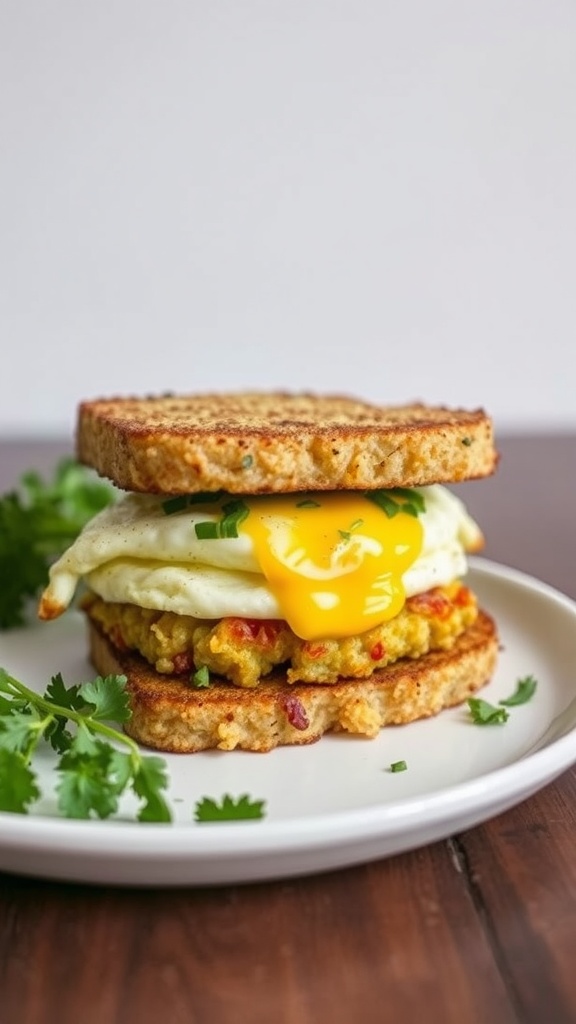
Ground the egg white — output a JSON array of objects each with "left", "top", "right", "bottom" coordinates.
[{"left": 42, "top": 485, "right": 482, "bottom": 621}]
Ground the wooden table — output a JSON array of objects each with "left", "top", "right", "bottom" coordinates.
[{"left": 1, "top": 436, "right": 576, "bottom": 1024}]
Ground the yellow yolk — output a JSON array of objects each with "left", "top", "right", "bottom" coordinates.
[{"left": 240, "top": 493, "right": 423, "bottom": 640}]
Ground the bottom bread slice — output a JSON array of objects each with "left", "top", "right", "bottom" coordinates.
[{"left": 86, "top": 611, "right": 498, "bottom": 753}]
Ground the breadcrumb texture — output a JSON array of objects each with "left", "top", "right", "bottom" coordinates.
[
  {"left": 82, "top": 583, "right": 477, "bottom": 688},
  {"left": 87, "top": 611, "right": 498, "bottom": 753},
  {"left": 76, "top": 392, "right": 498, "bottom": 494}
]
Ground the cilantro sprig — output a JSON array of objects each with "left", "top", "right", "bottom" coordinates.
[
  {"left": 0, "top": 459, "right": 115, "bottom": 629},
  {"left": 0, "top": 668, "right": 171, "bottom": 821}
]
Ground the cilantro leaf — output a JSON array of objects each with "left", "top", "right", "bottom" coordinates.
[
  {"left": 194, "top": 793, "right": 266, "bottom": 822},
  {"left": 500, "top": 675, "right": 538, "bottom": 707},
  {"left": 78, "top": 675, "right": 131, "bottom": 723},
  {"left": 467, "top": 698, "right": 509, "bottom": 725},
  {"left": 0, "top": 749, "right": 41, "bottom": 813},
  {"left": 0, "top": 709, "right": 40, "bottom": 755},
  {"left": 44, "top": 672, "right": 85, "bottom": 713},
  {"left": 132, "top": 757, "right": 172, "bottom": 823},
  {"left": 56, "top": 740, "right": 122, "bottom": 820},
  {"left": 0, "top": 459, "right": 115, "bottom": 629}
]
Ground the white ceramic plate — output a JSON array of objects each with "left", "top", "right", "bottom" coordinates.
[{"left": 1, "top": 558, "right": 576, "bottom": 887}]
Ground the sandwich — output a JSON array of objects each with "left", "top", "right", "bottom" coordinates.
[{"left": 38, "top": 392, "right": 499, "bottom": 752}]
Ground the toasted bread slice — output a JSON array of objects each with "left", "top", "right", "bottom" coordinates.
[
  {"left": 76, "top": 393, "right": 497, "bottom": 494},
  {"left": 87, "top": 612, "right": 498, "bottom": 752}
]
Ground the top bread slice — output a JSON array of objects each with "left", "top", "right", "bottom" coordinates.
[{"left": 76, "top": 392, "right": 498, "bottom": 495}]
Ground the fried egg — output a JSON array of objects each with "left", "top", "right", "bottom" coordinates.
[{"left": 38, "top": 485, "right": 482, "bottom": 641}]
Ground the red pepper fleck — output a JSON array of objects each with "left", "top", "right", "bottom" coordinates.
[
  {"left": 227, "top": 618, "right": 281, "bottom": 647},
  {"left": 407, "top": 588, "right": 451, "bottom": 618},
  {"left": 454, "top": 585, "right": 473, "bottom": 607},
  {"left": 370, "top": 641, "right": 385, "bottom": 661},
  {"left": 172, "top": 651, "right": 194, "bottom": 674},
  {"left": 282, "top": 695, "right": 309, "bottom": 731},
  {"left": 303, "top": 642, "right": 328, "bottom": 660}
]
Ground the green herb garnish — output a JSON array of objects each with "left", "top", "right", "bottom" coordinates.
[
  {"left": 467, "top": 697, "right": 509, "bottom": 726},
  {"left": 461, "top": 437, "right": 473, "bottom": 446},
  {"left": 338, "top": 518, "right": 364, "bottom": 542},
  {"left": 190, "top": 490, "right": 225, "bottom": 504},
  {"left": 365, "top": 488, "right": 426, "bottom": 519},
  {"left": 194, "top": 521, "right": 221, "bottom": 539},
  {"left": 161, "top": 495, "right": 190, "bottom": 515},
  {"left": 191, "top": 665, "right": 210, "bottom": 688},
  {"left": 194, "top": 499, "right": 249, "bottom": 540},
  {"left": 241, "top": 454, "right": 253, "bottom": 469},
  {"left": 499, "top": 675, "right": 538, "bottom": 707},
  {"left": 162, "top": 491, "right": 225, "bottom": 515},
  {"left": 0, "top": 459, "right": 115, "bottom": 630},
  {"left": 194, "top": 794, "right": 266, "bottom": 822},
  {"left": 0, "top": 668, "right": 172, "bottom": 821},
  {"left": 389, "top": 760, "right": 408, "bottom": 773},
  {"left": 296, "top": 498, "right": 321, "bottom": 509}
]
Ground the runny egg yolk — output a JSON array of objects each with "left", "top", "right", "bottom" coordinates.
[{"left": 240, "top": 493, "right": 423, "bottom": 641}]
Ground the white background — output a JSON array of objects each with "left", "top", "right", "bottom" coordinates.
[{"left": 1, "top": 1, "right": 575, "bottom": 437}]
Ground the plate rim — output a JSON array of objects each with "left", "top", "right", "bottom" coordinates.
[{"left": 1, "top": 557, "right": 576, "bottom": 876}]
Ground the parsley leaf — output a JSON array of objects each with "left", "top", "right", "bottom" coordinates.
[
  {"left": 467, "top": 697, "right": 509, "bottom": 726},
  {"left": 499, "top": 675, "right": 538, "bottom": 707},
  {"left": 0, "top": 667, "right": 172, "bottom": 822},
  {"left": 0, "top": 459, "right": 114, "bottom": 629},
  {"left": 194, "top": 793, "right": 266, "bottom": 822}
]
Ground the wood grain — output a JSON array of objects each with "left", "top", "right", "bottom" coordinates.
[
  {"left": 0, "top": 845, "right": 517, "bottom": 1024},
  {"left": 458, "top": 768, "right": 576, "bottom": 1024}
]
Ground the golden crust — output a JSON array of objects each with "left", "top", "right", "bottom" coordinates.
[
  {"left": 76, "top": 392, "right": 498, "bottom": 494},
  {"left": 87, "top": 611, "right": 498, "bottom": 752}
]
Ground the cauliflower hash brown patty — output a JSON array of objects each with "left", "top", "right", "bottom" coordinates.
[
  {"left": 87, "top": 609, "right": 498, "bottom": 752},
  {"left": 81, "top": 582, "right": 477, "bottom": 690}
]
